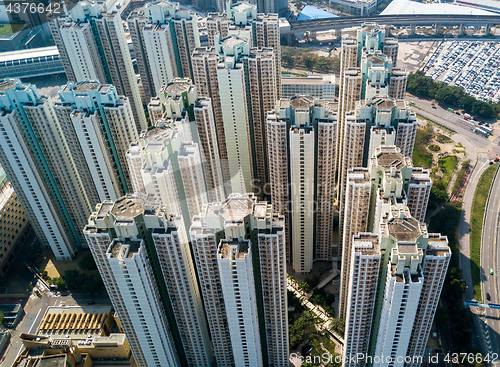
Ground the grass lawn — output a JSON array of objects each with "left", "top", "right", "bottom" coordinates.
[
  {"left": 470, "top": 163, "right": 498, "bottom": 301},
  {"left": 413, "top": 128, "right": 433, "bottom": 169},
  {"left": 437, "top": 133, "right": 452, "bottom": 143},
  {"left": 438, "top": 156, "right": 458, "bottom": 187},
  {"left": 0, "top": 23, "right": 24, "bottom": 36}
]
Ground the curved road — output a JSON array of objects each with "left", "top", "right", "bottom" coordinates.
[
  {"left": 407, "top": 96, "right": 500, "bottom": 359},
  {"left": 480, "top": 165, "right": 500, "bottom": 361}
]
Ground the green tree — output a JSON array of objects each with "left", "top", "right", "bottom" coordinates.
[
  {"left": 329, "top": 318, "right": 345, "bottom": 335},
  {"left": 79, "top": 253, "right": 97, "bottom": 271},
  {"left": 0, "top": 313, "right": 5, "bottom": 324}
]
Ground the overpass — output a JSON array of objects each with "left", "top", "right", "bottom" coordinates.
[{"left": 281, "top": 14, "right": 500, "bottom": 34}]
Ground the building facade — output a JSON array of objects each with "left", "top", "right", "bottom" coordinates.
[
  {"left": 190, "top": 193, "right": 288, "bottom": 367},
  {"left": 53, "top": 2, "right": 147, "bottom": 132}
]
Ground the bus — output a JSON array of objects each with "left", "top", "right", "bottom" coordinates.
[
  {"left": 447, "top": 107, "right": 454, "bottom": 112},
  {"left": 475, "top": 126, "right": 491, "bottom": 138}
]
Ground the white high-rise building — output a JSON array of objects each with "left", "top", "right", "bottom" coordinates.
[
  {"left": 290, "top": 126, "right": 315, "bottom": 273},
  {"left": 218, "top": 239, "right": 263, "bottom": 367},
  {"left": 342, "top": 146, "right": 450, "bottom": 367},
  {"left": 0, "top": 79, "right": 78, "bottom": 259},
  {"left": 54, "top": 80, "right": 138, "bottom": 200},
  {"left": 105, "top": 239, "right": 180, "bottom": 367},
  {"left": 126, "top": 79, "right": 225, "bottom": 228},
  {"left": 129, "top": 0, "right": 200, "bottom": 96},
  {"left": 266, "top": 96, "right": 337, "bottom": 271},
  {"left": 190, "top": 193, "right": 288, "bottom": 367},
  {"left": 84, "top": 195, "right": 213, "bottom": 367},
  {"left": 217, "top": 48, "right": 253, "bottom": 194},
  {"left": 282, "top": 74, "right": 336, "bottom": 101},
  {"left": 53, "top": 2, "right": 147, "bottom": 132}
]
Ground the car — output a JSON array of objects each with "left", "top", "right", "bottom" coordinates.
[
  {"left": 490, "top": 268, "right": 494, "bottom": 275},
  {"left": 495, "top": 157, "right": 499, "bottom": 162},
  {"left": 87, "top": 300, "right": 95, "bottom": 305},
  {"left": 486, "top": 293, "right": 491, "bottom": 301},
  {"left": 489, "top": 161, "right": 494, "bottom": 165},
  {"left": 432, "top": 106, "right": 437, "bottom": 109}
]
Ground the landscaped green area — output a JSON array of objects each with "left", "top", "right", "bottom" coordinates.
[
  {"left": 408, "top": 71, "right": 500, "bottom": 119},
  {"left": 281, "top": 46, "right": 340, "bottom": 74},
  {"left": 452, "top": 159, "right": 471, "bottom": 198},
  {"left": 470, "top": 163, "right": 498, "bottom": 301},
  {"left": 438, "top": 155, "right": 458, "bottom": 186},
  {"left": 429, "top": 202, "right": 485, "bottom": 364},
  {"left": 412, "top": 126, "right": 433, "bottom": 169},
  {"left": 0, "top": 23, "right": 24, "bottom": 35},
  {"left": 436, "top": 134, "right": 452, "bottom": 143},
  {"left": 429, "top": 144, "right": 441, "bottom": 152}
]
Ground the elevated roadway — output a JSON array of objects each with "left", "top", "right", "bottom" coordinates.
[{"left": 282, "top": 14, "right": 500, "bottom": 34}]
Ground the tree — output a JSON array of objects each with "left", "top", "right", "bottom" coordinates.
[
  {"left": 0, "top": 313, "right": 5, "bottom": 324},
  {"left": 434, "top": 306, "right": 447, "bottom": 328},
  {"left": 299, "top": 281, "right": 312, "bottom": 294},
  {"left": 330, "top": 318, "right": 345, "bottom": 335},
  {"left": 79, "top": 253, "right": 97, "bottom": 271}
]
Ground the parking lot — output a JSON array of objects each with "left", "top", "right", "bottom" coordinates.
[{"left": 423, "top": 40, "right": 500, "bottom": 103}]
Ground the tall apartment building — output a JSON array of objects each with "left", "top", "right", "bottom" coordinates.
[
  {"left": 190, "top": 193, "right": 288, "bottom": 367},
  {"left": 266, "top": 96, "right": 337, "bottom": 272},
  {"left": 128, "top": 0, "right": 200, "bottom": 97},
  {"left": 194, "top": 2, "right": 282, "bottom": 189},
  {"left": 54, "top": 80, "right": 138, "bottom": 200},
  {"left": 126, "top": 80, "right": 212, "bottom": 230},
  {"left": 337, "top": 24, "right": 405, "bottom": 253},
  {"left": 341, "top": 146, "right": 448, "bottom": 367},
  {"left": 52, "top": 2, "right": 147, "bottom": 132},
  {"left": 253, "top": 0, "right": 288, "bottom": 16},
  {"left": 343, "top": 233, "right": 381, "bottom": 366},
  {"left": 191, "top": 47, "right": 229, "bottom": 183},
  {"left": 218, "top": 239, "right": 263, "bottom": 366},
  {"left": 282, "top": 74, "right": 336, "bottom": 101},
  {"left": 0, "top": 79, "right": 81, "bottom": 259},
  {"left": 338, "top": 95, "right": 416, "bottom": 264},
  {"left": 339, "top": 146, "right": 431, "bottom": 320},
  {"left": 389, "top": 68, "right": 408, "bottom": 100},
  {"left": 84, "top": 195, "right": 213, "bottom": 367},
  {"left": 0, "top": 178, "right": 29, "bottom": 276}
]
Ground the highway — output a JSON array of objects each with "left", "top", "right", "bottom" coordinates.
[
  {"left": 407, "top": 96, "right": 500, "bottom": 359},
  {"left": 480, "top": 164, "right": 500, "bottom": 360},
  {"left": 284, "top": 14, "right": 500, "bottom": 34}
]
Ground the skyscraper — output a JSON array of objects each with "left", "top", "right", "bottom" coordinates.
[
  {"left": 0, "top": 79, "right": 82, "bottom": 259},
  {"left": 54, "top": 80, "right": 138, "bottom": 200},
  {"left": 190, "top": 193, "right": 288, "bottom": 367},
  {"left": 266, "top": 96, "right": 337, "bottom": 272},
  {"left": 52, "top": 2, "right": 147, "bottom": 132},
  {"left": 84, "top": 194, "right": 213, "bottom": 367},
  {"left": 341, "top": 146, "right": 449, "bottom": 367},
  {"left": 339, "top": 146, "right": 431, "bottom": 319},
  {"left": 126, "top": 79, "right": 224, "bottom": 228},
  {"left": 128, "top": 0, "right": 200, "bottom": 97},
  {"left": 337, "top": 23, "right": 407, "bottom": 259}
]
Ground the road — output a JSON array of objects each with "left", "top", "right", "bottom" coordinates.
[
  {"left": 284, "top": 14, "right": 500, "bottom": 34},
  {"left": 408, "top": 96, "right": 500, "bottom": 360},
  {"left": 480, "top": 164, "right": 500, "bottom": 361}
]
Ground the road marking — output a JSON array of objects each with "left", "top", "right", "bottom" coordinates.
[{"left": 28, "top": 309, "right": 41, "bottom": 334}]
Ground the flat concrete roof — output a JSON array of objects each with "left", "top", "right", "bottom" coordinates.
[
  {"left": 0, "top": 46, "right": 59, "bottom": 63},
  {"left": 381, "top": 0, "right": 496, "bottom": 15}
]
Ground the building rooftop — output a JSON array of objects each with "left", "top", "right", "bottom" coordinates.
[
  {"left": 366, "top": 54, "right": 386, "bottom": 65},
  {"left": 0, "top": 79, "right": 17, "bottom": 93},
  {"left": 372, "top": 97, "right": 396, "bottom": 110},
  {"left": 35, "top": 355, "right": 66, "bottom": 367},
  {"left": 109, "top": 240, "right": 141, "bottom": 259},
  {"left": 387, "top": 217, "right": 421, "bottom": 242},
  {"left": 219, "top": 239, "right": 249, "bottom": 260},
  {"left": 110, "top": 197, "right": 145, "bottom": 220},
  {"left": 298, "top": 5, "right": 339, "bottom": 20},
  {"left": 163, "top": 79, "right": 191, "bottom": 96},
  {"left": 289, "top": 95, "right": 314, "bottom": 109},
  {"left": 381, "top": 0, "right": 497, "bottom": 15},
  {"left": 38, "top": 306, "right": 111, "bottom": 338}
]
